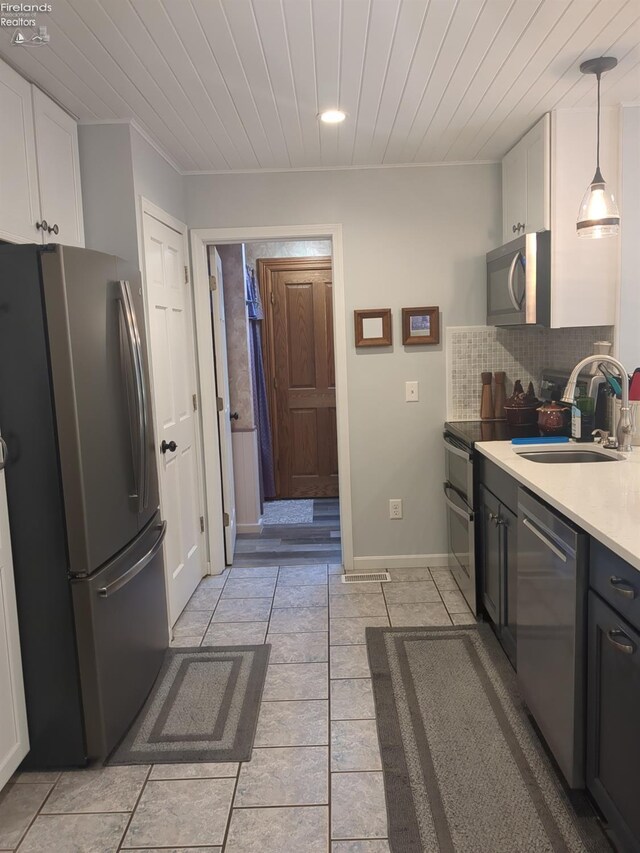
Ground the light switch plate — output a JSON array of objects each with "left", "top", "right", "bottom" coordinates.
[{"left": 405, "top": 381, "right": 419, "bottom": 402}]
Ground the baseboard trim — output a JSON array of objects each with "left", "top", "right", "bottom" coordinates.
[
  {"left": 237, "top": 521, "right": 264, "bottom": 534},
  {"left": 351, "top": 554, "right": 452, "bottom": 571}
]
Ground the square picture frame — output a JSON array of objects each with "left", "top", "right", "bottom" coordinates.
[
  {"left": 354, "top": 308, "right": 392, "bottom": 347},
  {"left": 402, "top": 306, "right": 440, "bottom": 346}
]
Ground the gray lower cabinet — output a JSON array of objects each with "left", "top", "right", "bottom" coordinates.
[
  {"left": 478, "top": 482, "right": 517, "bottom": 668},
  {"left": 587, "top": 551, "right": 640, "bottom": 852}
]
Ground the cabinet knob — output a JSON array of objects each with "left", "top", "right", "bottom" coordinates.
[
  {"left": 47, "top": 223, "right": 59, "bottom": 235},
  {"left": 36, "top": 220, "right": 48, "bottom": 231},
  {"left": 513, "top": 222, "right": 526, "bottom": 234}
]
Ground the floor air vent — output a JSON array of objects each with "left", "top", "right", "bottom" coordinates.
[{"left": 341, "top": 572, "right": 391, "bottom": 584}]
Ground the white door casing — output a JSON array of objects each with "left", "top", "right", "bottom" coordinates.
[
  {"left": 0, "top": 439, "right": 29, "bottom": 789},
  {"left": 208, "top": 248, "right": 237, "bottom": 564},
  {"left": 142, "top": 207, "right": 206, "bottom": 626},
  {"left": 190, "top": 224, "right": 351, "bottom": 573}
]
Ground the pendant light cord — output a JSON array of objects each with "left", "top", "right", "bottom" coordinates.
[{"left": 596, "top": 71, "right": 601, "bottom": 170}]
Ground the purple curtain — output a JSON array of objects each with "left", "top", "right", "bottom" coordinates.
[{"left": 247, "top": 267, "right": 276, "bottom": 501}]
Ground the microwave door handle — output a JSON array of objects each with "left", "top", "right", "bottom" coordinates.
[
  {"left": 443, "top": 436, "right": 472, "bottom": 461},
  {"left": 507, "top": 251, "right": 525, "bottom": 312},
  {"left": 443, "top": 483, "right": 473, "bottom": 521}
]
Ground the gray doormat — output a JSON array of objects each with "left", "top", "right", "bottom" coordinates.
[
  {"left": 108, "top": 645, "right": 270, "bottom": 765},
  {"left": 366, "top": 624, "right": 610, "bottom": 853},
  {"left": 263, "top": 499, "right": 313, "bottom": 525}
]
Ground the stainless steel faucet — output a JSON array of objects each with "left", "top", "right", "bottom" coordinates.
[{"left": 561, "top": 355, "right": 633, "bottom": 452}]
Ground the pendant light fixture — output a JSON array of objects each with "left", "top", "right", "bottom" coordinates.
[{"left": 576, "top": 56, "right": 620, "bottom": 239}]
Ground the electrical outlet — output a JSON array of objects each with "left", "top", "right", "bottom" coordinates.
[
  {"left": 405, "top": 381, "right": 419, "bottom": 402},
  {"left": 389, "top": 499, "right": 403, "bottom": 519}
]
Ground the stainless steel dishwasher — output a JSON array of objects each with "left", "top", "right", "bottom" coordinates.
[{"left": 517, "top": 487, "right": 588, "bottom": 789}]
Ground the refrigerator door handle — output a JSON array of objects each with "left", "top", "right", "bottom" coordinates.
[
  {"left": 118, "top": 281, "right": 148, "bottom": 512},
  {"left": 97, "top": 521, "right": 166, "bottom": 598},
  {"left": 0, "top": 436, "right": 8, "bottom": 471}
]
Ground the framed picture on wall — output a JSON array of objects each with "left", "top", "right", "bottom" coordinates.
[
  {"left": 402, "top": 306, "right": 440, "bottom": 345},
  {"left": 354, "top": 308, "right": 392, "bottom": 347}
]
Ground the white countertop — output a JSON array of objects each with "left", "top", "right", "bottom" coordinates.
[{"left": 476, "top": 441, "right": 640, "bottom": 572}]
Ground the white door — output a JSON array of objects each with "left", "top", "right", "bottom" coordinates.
[
  {"left": 143, "top": 212, "right": 206, "bottom": 625},
  {"left": 0, "top": 58, "right": 41, "bottom": 244},
  {"left": 208, "top": 248, "right": 237, "bottom": 564},
  {"left": 0, "top": 439, "right": 29, "bottom": 789},
  {"left": 32, "top": 86, "right": 84, "bottom": 247}
]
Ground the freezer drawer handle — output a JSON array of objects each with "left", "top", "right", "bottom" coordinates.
[
  {"left": 606, "top": 628, "right": 635, "bottom": 655},
  {"left": 609, "top": 576, "right": 636, "bottom": 599},
  {"left": 97, "top": 522, "right": 167, "bottom": 599},
  {"left": 0, "top": 436, "right": 8, "bottom": 471},
  {"left": 443, "top": 435, "right": 472, "bottom": 461},
  {"left": 522, "top": 517, "right": 567, "bottom": 563}
]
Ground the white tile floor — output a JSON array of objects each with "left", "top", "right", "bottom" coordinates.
[{"left": 0, "top": 564, "right": 472, "bottom": 852}]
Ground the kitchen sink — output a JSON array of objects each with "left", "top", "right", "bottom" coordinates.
[{"left": 517, "top": 449, "right": 623, "bottom": 464}]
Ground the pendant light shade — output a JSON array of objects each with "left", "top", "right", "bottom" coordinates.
[{"left": 576, "top": 56, "right": 620, "bottom": 239}]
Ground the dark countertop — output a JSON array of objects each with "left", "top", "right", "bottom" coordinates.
[{"left": 445, "top": 420, "right": 540, "bottom": 447}]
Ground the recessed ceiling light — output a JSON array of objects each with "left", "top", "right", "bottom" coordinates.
[{"left": 319, "top": 109, "right": 346, "bottom": 124}]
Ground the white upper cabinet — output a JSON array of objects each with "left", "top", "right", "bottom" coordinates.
[
  {"left": 0, "top": 60, "right": 41, "bottom": 244},
  {"left": 502, "top": 114, "right": 550, "bottom": 244},
  {"left": 0, "top": 57, "right": 84, "bottom": 248},
  {"left": 32, "top": 87, "right": 84, "bottom": 248},
  {"left": 500, "top": 109, "right": 619, "bottom": 328}
]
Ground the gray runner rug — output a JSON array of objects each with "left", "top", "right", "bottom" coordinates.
[
  {"left": 109, "top": 645, "right": 270, "bottom": 765},
  {"left": 263, "top": 499, "right": 314, "bottom": 525},
  {"left": 366, "top": 624, "right": 610, "bottom": 853}
]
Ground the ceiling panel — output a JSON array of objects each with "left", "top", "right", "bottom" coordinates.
[{"left": 0, "top": 0, "right": 637, "bottom": 173}]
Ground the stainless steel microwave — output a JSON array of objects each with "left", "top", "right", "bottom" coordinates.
[{"left": 486, "top": 231, "right": 550, "bottom": 326}]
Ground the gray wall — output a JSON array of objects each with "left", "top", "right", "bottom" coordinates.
[
  {"left": 131, "top": 127, "right": 187, "bottom": 226},
  {"left": 78, "top": 123, "right": 187, "bottom": 266},
  {"left": 618, "top": 106, "right": 640, "bottom": 371},
  {"left": 187, "top": 164, "right": 501, "bottom": 560},
  {"left": 77, "top": 123, "right": 139, "bottom": 264}
]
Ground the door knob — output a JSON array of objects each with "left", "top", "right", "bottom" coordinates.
[
  {"left": 160, "top": 440, "right": 177, "bottom": 454},
  {"left": 230, "top": 412, "right": 239, "bottom": 421}
]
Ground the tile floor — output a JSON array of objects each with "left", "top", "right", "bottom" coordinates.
[{"left": 0, "top": 562, "right": 472, "bottom": 852}]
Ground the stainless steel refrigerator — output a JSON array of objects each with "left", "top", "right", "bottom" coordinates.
[{"left": 0, "top": 243, "right": 168, "bottom": 768}]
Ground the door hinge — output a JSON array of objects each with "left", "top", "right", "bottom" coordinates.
[
  {"left": 223, "top": 511, "right": 230, "bottom": 527},
  {"left": 200, "top": 515, "right": 205, "bottom": 533},
  {"left": 184, "top": 265, "right": 189, "bottom": 284},
  {"left": 209, "top": 274, "right": 217, "bottom": 292},
  {"left": 217, "top": 396, "right": 224, "bottom": 412},
  {"left": 192, "top": 393, "right": 198, "bottom": 412}
]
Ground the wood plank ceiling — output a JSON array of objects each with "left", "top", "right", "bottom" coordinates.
[{"left": 1, "top": 0, "right": 638, "bottom": 173}]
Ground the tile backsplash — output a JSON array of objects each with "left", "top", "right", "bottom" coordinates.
[{"left": 447, "top": 325, "right": 614, "bottom": 421}]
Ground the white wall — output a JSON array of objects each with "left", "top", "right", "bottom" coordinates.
[{"left": 187, "top": 164, "right": 501, "bottom": 561}]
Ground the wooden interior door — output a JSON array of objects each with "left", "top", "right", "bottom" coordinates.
[{"left": 258, "top": 257, "right": 338, "bottom": 499}]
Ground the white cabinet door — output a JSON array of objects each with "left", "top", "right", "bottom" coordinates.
[
  {"left": 502, "top": 114, "right": 550, "bottom": 243},
  {"left": 32, "top": 87, "right": 84, "bottom": 248},
  {"left": 524, "top": 113, "right": 550, "bottom": 236},
  {"left": 0, "top": 444, "right": 29, "bottom": 789},
  {"left": 0, "top": 59, "right": 41, "bottom": 244},
  {"left": 502, "top": 143, "right": 527, "bottom": 243}
]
